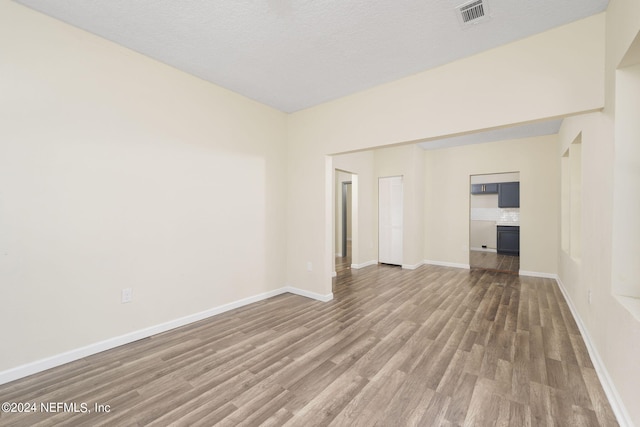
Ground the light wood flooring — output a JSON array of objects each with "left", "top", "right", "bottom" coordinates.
[
  {"left": 470, "top": 250, "right": 520, "bottom": 275},
  {"left": 0, "top": 264, "right": 618, "bottom": 426},
  {"left": 335, "top": 255, "right": 351, "bottom": 275},
  {"left": 335, "top": 241, "right": 352, "bottom": 274}
]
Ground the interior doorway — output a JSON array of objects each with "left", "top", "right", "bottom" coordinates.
[
  {"left": 469, "top": 172, "right": 520, "bottom": 274},
  {"left": 335, "top": 170, "right": 355, "bottom": 275}
]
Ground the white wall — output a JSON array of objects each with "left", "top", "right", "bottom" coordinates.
[{"left": 0, "top": 2, "right": 287, "bottom": 372}]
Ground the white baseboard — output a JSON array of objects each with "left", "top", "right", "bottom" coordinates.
[
  {"left": 402, "top": 261, "right": 425, "bottom": 270},
  {"left": 555, "top": 277, "right": 633, "bottom": 427},
  {"left": 283, "top": 286, "right": 333, "bottom": 302},
  {"left": 424, "top": 259, "right": 470, "bottom": 270},
  {"left": 470, "top": 247, "right": 497, "bottom": 253},
  {"left": 351, "top": 260, "right": 377, "bottom": 269},
  {"left": 0, "top": 286, "right": 330, "bottom": 386},
  {"left": 519, "top": 270, "right": 558, "bottom": 279}
]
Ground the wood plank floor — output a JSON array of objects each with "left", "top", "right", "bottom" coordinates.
[
  {"left": 0, "top": 264, "right": 618, "bottom": 426},
  {"left": 469, "top": 251, "right": 520, "bottom": 275},
  {"left": 335, "top": 241, "right": 352, "bottom": 274}
]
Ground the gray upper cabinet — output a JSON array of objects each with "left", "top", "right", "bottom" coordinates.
[
  {"left": 498, "top": 182, "right": 520, "bottom": 207},
  {"left": 470, "top": 183, "right": 499, "bottom": 194}
]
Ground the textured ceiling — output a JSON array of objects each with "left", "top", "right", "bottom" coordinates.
[{"left": 15, "top": 0, "right": 608, "bottom": 114}]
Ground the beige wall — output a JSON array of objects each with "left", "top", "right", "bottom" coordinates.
[
  {"left": 5, "top": 3, "right": 638, "bottom": 424},
  {"left": 470, "top": 172, "right": 520, "bottom": 185},
  {"left": 333, "top": 151, "right": 377, "bottom": 267},
  {"left": 556, "top": 0, "right": 640, "bottom": 423},
  {"left": 374, "top": 145, "right": 425, "bottom": 268},
  {"left": 469, "top": 222, "right": 496, "bottom": 250},
  {"left": 612, "top": 61, "right": 640, "bottom": 299},
  {"left": 334, "top": 145, "right": 426, "bottom": 270},
  {"left": 0, "top": 2, "right": 287, "bottom": 372},
  {"left": 287, "top": 14, "right": 605, "bottom": 296},
  {"left": 424, "top": 136, "right": 558, "bottom": 273}
]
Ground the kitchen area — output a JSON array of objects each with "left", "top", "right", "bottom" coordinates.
[{"left": 469, "top": 172, "right": 520, "bottom": 274}]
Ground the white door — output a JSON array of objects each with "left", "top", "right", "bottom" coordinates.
[{"left": 379, "top": 176, "right": 403, "bottom": 265}]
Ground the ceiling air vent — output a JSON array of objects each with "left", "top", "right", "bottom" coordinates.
[{"left": 456, "top": 0, "right": 490, "bottom": 27}]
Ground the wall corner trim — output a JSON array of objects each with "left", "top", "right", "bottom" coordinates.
[
  {"left": 283, "top": 286, "right": 333, "bottom": 302},
  {"left": 351, "top": 260, "right": 378, "bottom": 269},
  {"left": 402, "top": 261, "right": 425, "bottom": 270},
  {"left": 555, "top": 276, "right": 634, "bottom": 427},
  {"left": 0, "top": 286, "right": 331, "bottom": 386}
]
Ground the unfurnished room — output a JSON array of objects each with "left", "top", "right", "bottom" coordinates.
[{"left": 1, "top": 0, "right": 639, "bottom": 425}]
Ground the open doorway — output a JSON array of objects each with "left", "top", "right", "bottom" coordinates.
[
  {"left": 341, "top": 181, "right": 352, "bottom": 258},
  {"left": 469, "top": 172, "right": 520, "bottom": 274},
  {"left": 335, "top": 170, "right": 354, "bottom": 275}
]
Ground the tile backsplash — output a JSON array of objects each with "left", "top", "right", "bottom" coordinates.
[{"left": 470, "top": 208, "right": 520, "bottom": 225}]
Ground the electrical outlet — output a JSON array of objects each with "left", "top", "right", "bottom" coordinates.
[
  {"left": 307, "top": 261, "right": 313, "bottom": 272},
  {"left": 588, "top": 290, "right": 592, "bottom": 305},
  {"left": 121, "top": 288, "right": 133, "bottom": 303}
]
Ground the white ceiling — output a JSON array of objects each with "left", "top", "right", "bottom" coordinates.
[{"left": 15, "top": 0, "right": 608, "bottom": 114}]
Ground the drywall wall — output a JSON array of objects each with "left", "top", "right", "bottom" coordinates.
[
  {"left": 424, "top": 136, "right": 558, "bottom": 274},
  {"left": 0, "top": 2, "right": 287, "bottom": 372},
  {"left": 612, "top": 61, "right": 640, "bottom": 299},
  {"left": 556, "top": 0, "right": 640, "bottom": 423},
  {"left": 333, "top": 151, "right": 377, "bottom": 268},
  {"left": 286, "top": 14, "right": 605, "bottom": 296},
  {"left": 470, "top": 172, "right": 520, "bottom": 184},
  {"left": 469, "top": 221, "right": 496, "bottom": 250},
  {"left": 374, "top": 145, "right": 425, "bottom": 268},
  {"left": 4, "top": 4, "right": 632, "bottom": 422}
]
